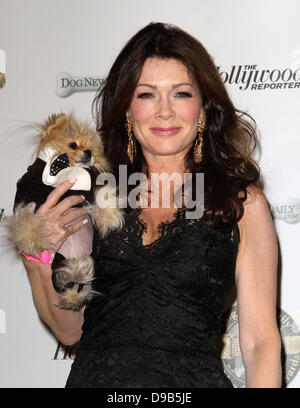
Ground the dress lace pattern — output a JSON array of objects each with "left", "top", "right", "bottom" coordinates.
[{"left": 66, "top": 208, "right": 240, "bottom": 388}]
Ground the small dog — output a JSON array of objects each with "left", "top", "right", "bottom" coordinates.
[{"left": 6, "top": 113, "right": 123, "bottom": 311}]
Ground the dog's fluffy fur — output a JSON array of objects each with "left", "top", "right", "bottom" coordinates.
[
  {"left": 53, "top": 255, "right": 98, "bottom": 311},
  {"left": 7, "top": 202, "right": 45, "bottom": 257},
  {"left": 35, "top": 113, "right": 109, "bottom": 173},
  {"left": 6, "top": 113, "right": 123, "bottom": 311}
]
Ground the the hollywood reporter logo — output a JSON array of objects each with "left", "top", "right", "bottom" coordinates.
[{"left": 218, "top": 64, "right": 300, "bottom": 91}]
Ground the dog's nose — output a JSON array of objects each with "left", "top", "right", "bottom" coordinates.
[{"left": 84, "top": 150, "right": 91, "bottom": 160}]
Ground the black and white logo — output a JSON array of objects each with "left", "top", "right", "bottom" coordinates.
[
  {"left": 270, "top": 198, "right": 300, "bottom": 224},
  {"left": 218, "top": 64, "right": 300, "bottom": 91},
  {"left": 221, "top": 306, "right": 300, "bottom": 387}
]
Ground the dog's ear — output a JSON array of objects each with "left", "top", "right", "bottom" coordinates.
[{"left": 40, "top": 113, "right": 66, "bottom": 139}]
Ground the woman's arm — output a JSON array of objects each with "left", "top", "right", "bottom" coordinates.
[
  {"left": 23, "top": 258, "right": 84, "bottom": 345},
  {"left": 235, "top": 186, "right": 282, "bottom": 388},
  {"left": 21, "top": 179, "right": 89, "bottom": 346}
]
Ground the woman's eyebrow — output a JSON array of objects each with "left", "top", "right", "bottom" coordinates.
[
  {"left": 136, "top": 83, "right": 157, "bottom": 89},
  {"left": 136, "top": 82, "right": 194, "bottom": 89},
  {"left": 172, "top": 83, "right": 194, "bottom": 89}
]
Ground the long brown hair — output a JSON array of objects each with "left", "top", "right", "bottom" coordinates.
[{"left": 92, "top": 22, "right": 261, "bottom": 231}]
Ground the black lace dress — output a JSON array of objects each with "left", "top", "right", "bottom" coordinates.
[{"left": 66, "top": 208, "right": 240, "bottom": 388}]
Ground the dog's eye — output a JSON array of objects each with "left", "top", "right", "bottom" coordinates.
[{"left": 68, "top": 142, "right": 77, "bottom": 150}]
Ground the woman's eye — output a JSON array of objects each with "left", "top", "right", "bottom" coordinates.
[
  {"left": 68, "top": 142, "right": 78, "bottom": 149},
  {"left": 175, "top": 92, "right": 192, "bottom": 98},
  {"left": 137, "top": 92, "right": 154, "bottom": 99}
]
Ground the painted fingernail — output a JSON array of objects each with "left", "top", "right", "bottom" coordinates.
[
  {"left": 80, "top": 195, "right": 85, "bottom": 200},
  {"left": 83, "top": 218, "right": 89, "bottom": 225},
  {"left": 69, "top": 177, "right": 78, "bottom": 184}
]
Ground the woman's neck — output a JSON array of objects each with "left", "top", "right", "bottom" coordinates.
[{"left": 143, "top": 150, "right": 187, "bottom": 177}]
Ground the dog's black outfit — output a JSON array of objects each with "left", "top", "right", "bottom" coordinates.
[
  {"left": 14, "top": 157, "right": 96, "bottom": 210},
  {"left": 13, "top": 153, "right": 97, "bottom": 297}
]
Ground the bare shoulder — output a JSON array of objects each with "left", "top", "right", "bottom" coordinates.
[
  {"left": 235, "top": 185, "right": 278, "bottom": 279},
  {"left": 239, "top": 185, "right": 269, "bottom": 209},
  {"left": 237, "top": 185, "right": 273, "bottom": 243}
]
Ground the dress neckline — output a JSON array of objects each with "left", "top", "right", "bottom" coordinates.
[{"left": 134, "top": 207, "right": 186, "bottom": 249}]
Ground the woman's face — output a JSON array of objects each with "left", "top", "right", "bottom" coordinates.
[{"left": 128, "top": 57, "right": 203, "bottom": 161}]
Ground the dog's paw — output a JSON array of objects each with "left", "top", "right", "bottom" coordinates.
[
  {"left": 52, "top": 255, "right": 98, "bottom": 311},
  {"left": 88, "top": 186, "right": 124, "bottom": 237},
  {"left": 92, "top": 205, "right": 124, "bottom": 237},
  {"left": 53, "top": 255, "right": 95, "bottom": 287},
  {"left": 56, "top": 284, "right": 97, "bottom": 311},
  {"left": 5, "top": 202, "right": 45, "bottom": 256}
]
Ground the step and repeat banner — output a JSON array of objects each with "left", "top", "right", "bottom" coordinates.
[{"left": 0, "top": 0, "right": 299, "bottom": 388}]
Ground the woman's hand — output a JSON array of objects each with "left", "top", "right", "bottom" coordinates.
[{"left": 36, "top": 178, "right": 88, "bottom": 253}]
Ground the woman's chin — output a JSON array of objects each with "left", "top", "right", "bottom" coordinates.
[{"left": 145, "top": 145, "right": 190, "bottom": 159}]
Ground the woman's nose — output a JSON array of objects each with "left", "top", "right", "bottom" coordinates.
[{"left": 155, "top": 97, "right": 175, "bottom": 120}]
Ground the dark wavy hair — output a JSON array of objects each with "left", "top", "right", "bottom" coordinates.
[{"left": 92, "top": 22, "right": 261, "bottom": 231}]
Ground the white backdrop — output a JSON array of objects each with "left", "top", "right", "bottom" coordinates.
[{"left": 0, "top": 0, "right": 299, "bottom": 388}]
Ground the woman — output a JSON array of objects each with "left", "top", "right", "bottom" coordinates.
[{"left": 22, "top": 22, "right": 281, "bottom": 387}]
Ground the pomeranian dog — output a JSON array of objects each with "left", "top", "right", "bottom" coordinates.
[{"left": 6, "top": 112, "right": 123, "bottom": 311}]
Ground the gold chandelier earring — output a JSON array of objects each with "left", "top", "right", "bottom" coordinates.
[
  {"left": 193, "top": 118, "right": 205, "bottom": 164},
  {"left": 126, "top": 116, "right": 134, "bottom": 163}
]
